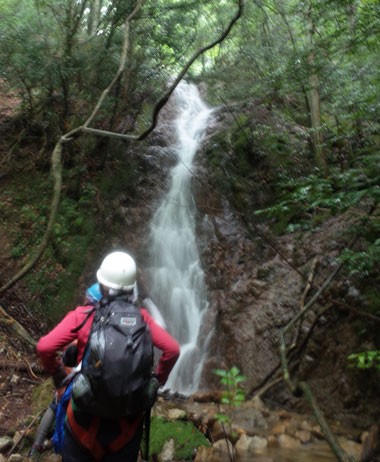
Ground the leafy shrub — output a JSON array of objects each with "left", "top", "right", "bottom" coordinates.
[{"left": 348, "top": 351, "right": 380, "bottom": 370}]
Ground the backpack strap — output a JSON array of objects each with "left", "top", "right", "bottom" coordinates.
[
  {"left": 67, "top": 400, "right": 104, "bottom": 460},
  {"left": 71, "top": 307, "right": 96, "bottom": 333}
]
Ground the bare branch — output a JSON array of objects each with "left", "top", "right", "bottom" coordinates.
[
  {"left": 0, "top": 1, "right": 146, "bottom": 296},
  {"left": 0, "top": 0, "right": 245, "bottom": 338},
  {"left": 137, "top": 0, "right": 245, "bottom": 141}
]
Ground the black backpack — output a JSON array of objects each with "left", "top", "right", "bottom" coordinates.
[{"left": 71, "top": 297, "right": 154, "bottom": 418}]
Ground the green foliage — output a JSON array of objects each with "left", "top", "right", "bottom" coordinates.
[
  {"left": 147, "top": 416, "right": 210, "bottom": 461},
  {"left": 3, "top": 171, "right": 100, "bottom": 322},
  {"left": 348, "top": 351, "right": 380, "bottom": 371},
  {"left": 255, "top": 152, "right": 380, "bottom": 230},
  {"left": 213, "top": 367, "right": 246, "bottom": 436},
  {"left": 338, "top": 239, "right": 380, "bottom": 279}
]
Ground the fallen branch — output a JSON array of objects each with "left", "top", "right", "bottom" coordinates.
[
  {"left": 0, "top": 305, "right": 37, "bottom": 350},
  {"left": 329, "top": 297, "right": 380, "bottom": 323},
  {"left": 0, "top": 359, "right": 41, "bottom": 374},
  {"left": 292, "top": 257, "right": 318, "bottom": 348},
  {"left": 299, "top": 382, "right": 357, "bottom": 462},
  {"left": 6, "top": 409, "right": 44, "bottom": 460},
  {"left": 24, "top": 358, "right": 44, "bottom": 381},
  {"left": 278, "top": 254, "right": 359, "bottom": 461}
]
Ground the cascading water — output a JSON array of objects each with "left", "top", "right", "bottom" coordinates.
[{"left": 147, "top": 81, "right": 213, "bottom": 395}]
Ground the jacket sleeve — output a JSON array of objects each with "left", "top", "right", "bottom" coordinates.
[
  {"left": 36, "top": 309, "right": 79, "bottom": 375},
  {"left": 141, "top": 309, "right": 180, "bottom": 386}
]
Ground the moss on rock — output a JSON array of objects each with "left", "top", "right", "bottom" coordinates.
[
  {"left": 32, "top": 378, "right": 55, "bottom": 412},
  {"left": 148, "top": 415, "right": 210, "bottom": 460}
]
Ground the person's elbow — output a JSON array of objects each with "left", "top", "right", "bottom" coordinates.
[
  {"left": 36, "top": 336, "right": 50, "bottom": 358},
  {"left": 35, "top": 336, "right": 56, "bottom": 372},
  {"left": 171, "top": 339, "right": 180, "bottom": 363}
]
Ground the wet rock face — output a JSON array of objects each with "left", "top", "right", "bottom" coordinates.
[
  {"left": 194, "top": 169, "right": 379, "bottom": 425},
  {"left": 116, "top": 91, "right": 181, "bottom": 275},
  {"left": 191, "top": 106, "right": 380, "bottom": 427},
  {"left": 120, "top": 89, "right": 380, "bottom": 427},
  {"left": 194, "top": 183, "right": 304, "bottom": 393}
]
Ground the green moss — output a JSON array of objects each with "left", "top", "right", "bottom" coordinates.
[
  {"left": 147, "top": 416, "right": 210, "bottom": 460},
  {"left": 31, "top": 378, "right": 55, "bottom": 412}
]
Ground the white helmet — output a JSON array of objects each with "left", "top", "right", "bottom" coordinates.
[{"left": 96, "top": 251, "right": 137, "bottom": 291}]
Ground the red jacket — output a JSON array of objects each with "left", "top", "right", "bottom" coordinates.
[{"left": 37, "top": 305, "right": 180, "bottom": 387}]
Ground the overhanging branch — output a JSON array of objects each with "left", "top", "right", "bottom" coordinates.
[{"left": 0, "top": 0, "right": 245, "bottom": 345}]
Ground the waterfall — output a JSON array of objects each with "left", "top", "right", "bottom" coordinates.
[{"left": 147, "top": 81, "right": 213, "bottom": 395}]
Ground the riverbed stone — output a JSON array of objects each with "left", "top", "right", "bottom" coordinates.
[
  {"left": 249, "top": 435, "right": 268, "bottom": 450},
  {"left": 311, "top": 425, "right": 324, "bottom": 439},
  {"left": 210, "top": 419, "right": 227, "bottom": 441},
  {"left": 339, "top": 438, "right": 361, "bottom": 458},
  {"left": 167, "top": 408, "right": 187, "bottom": 420},
  {"left": 300, "top": 420, "right": 314, "bottom": 432},
  {"left": 271, "top": 422, "right": 286, "bottom": 435},
  {"left": 267, "top": 435, "right": 277, "bottom": 447},
  {"left": 212, "top": 439, "right": 235, "bottom": 462},
  {"left": 233, "top": 406, "right": 268, "bottom": 431},
  {"left": 157, "top": 438, "right": 175, "bottom": 462},
  {"left": 295, "top": 429, "right": 312, "bottom": 444},
  {"left": 235, "top": 434, "right": 252, "bottom": 455},
  {"left": 285, "top": 419, "right": 299, "bottom": 437},
  {"left": 278, "top": 434, "right": 301, "bottom": 449}
]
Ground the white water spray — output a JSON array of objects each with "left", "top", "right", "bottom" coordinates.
[{"left": 147, "top": 82, "right": 213, "bottom": 395}]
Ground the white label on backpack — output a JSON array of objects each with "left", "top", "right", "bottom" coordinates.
[{"left": 121, "top": 317, "right": 137, "bottom": 326}]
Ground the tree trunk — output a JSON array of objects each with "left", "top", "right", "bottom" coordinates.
[
  {"left": 88, "top": 0, "right": 102, "bottom": 36},
  {"left": 306, "top": 1, "right": 328, "bottom": 175}
]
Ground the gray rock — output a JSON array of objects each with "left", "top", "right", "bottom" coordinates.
[
  {"left": 167, "top": 408, "right": 187, "bottom": 420},
  {"left": 0, "top": 437, "right": 12, "bottom": 453},
  {"left": 213, "top": 439, "right": 235, "bottom": 461},
  {"left": 158, "top": 438, "right": 175, "bottom": 462},
  {"left": 278, "top": 434, "right": 301, "bottom": 449},
  {"left": 8, "top": 455, "right": 22, "bottom": 462},
  {"left": 249, "top": 435, "right": 268, "bottom": 450},
  {"left": 233, "top": 406, "right": 268, "bottom": 431}
]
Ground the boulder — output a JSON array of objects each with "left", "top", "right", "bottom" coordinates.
[
  {"left": 167, "top": 408, "right": 187, "bottom": 420},
  {"left": 0, "top": 437, "right": 12, "bottom": 453}
]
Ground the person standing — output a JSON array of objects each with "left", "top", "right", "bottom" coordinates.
[{"left": 37, "top": 251, "right": 180, "bottom": 462}]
